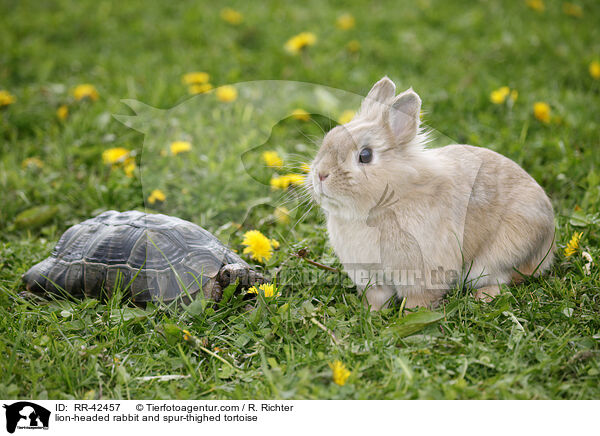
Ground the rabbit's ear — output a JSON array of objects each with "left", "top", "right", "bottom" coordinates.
[
  {"left": 360, "top": 77, "right": 396, "bottom": 115},
  {"left": 387, "top": 88, "right": 421, "bottom": 145}
]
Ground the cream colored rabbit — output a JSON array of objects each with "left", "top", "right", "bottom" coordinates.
[{"left": 308, "top": 77, "right": 555, "bottom": 310}]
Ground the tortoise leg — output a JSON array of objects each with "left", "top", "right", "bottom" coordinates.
[
  {"left": 17, "top": 290, "right": 49, "bottom": 303},
  {"left": 210, "top": 282, "right": 223, "bottom": 301}
]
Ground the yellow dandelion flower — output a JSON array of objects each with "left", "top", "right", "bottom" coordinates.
[
  {"left": 170, "top": 140, "right": 192, "bottom": 155},
  {"left": 124, "top": 160, "right": 136, "bottom": 178},
  {"left": 270, "top": 176, "right": 286, "bottom": 190},
  {"left": 589, "top": 61, "right": 600, "bottom": 80},
  {"left": 188, "top": 83, "right": 213, "bottom": 95},
  {"left": 291, "top": 108, "right": 310, "bottom": 121},
  {"left": 285, "top": 173, "right": 305, "bottom": 186},
  {"left": 0, "top": 90, "right": 16, "bottom": 107},
  {"left": 242, "top": 230, "right": 273, "bottom": 263},
  {"left": 562, "top": 3, "right": 582, "bottom": 17},
  {"left": 300, "top": 163, "right": 311, "bottom": 173},
  {"left": 182, "top": 72, "right": 210, "bottom": 85},
  {"left": 73, "top": 84, "right": 99, "bottom": 101},
  {"left": 533, "top": 102, "right": 551, "bottom": 123},
  {"left": 102, "top": 147, "right": 130, "bottom": 165},
  {"left": 220, "top": 8, "right": 243, "bottom": 25},
  {"left": 270, "top": 239, "right": 280, "bottom": 249},
  {"left": 338, "top": 110, "right": 356, "bottom": 124},
  {"left": 262, "top": 150, "right": 284, "bottom": 168},
  {"left": 247, "top": 283, "right": 280, "bottom": 297},
  {"left": 216, "top": 85, "right": 238, "bottom": 102},
  {"left": 336, "top": 13, "right": 355, "bottom": 30},
  {"left": 270, "top": 174, "right": 305, "bottom": 190},
  {"left": 346, "top": 40, "right": 361, "bottom": 53},
  {"left": 526, "top": 0, "right": 545, "bottom": 12},
  {"left": 329, "top": 360, "right": 351, "bottom": 386},
  {"left": 56, "top": 104, "right": 68, "bottom": 121},
  {"left": 182, "top": 329, "right": 191, "bottom": 341},
  {"left": 22, "top": 157, "right": 44, "bottom": 169},
  {"left": 274, "top": 206, "right": 290, "bottom": 224},
  {"left": 564, "top": 232, "right": 583, "bottom": 257},
  {"left": 490, "top": 90, "right": 506, "bottom": 105},
  {"left": 285, "top": 32, "right": 317, "bottom": 55},
  {"left": 148, "top": 189, "right": 166, "bottom": 205},
  {"left": 490, "top": 86, "right": 510, "bottom": 104}
]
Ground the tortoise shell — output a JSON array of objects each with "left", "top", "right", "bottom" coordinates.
[{"left": 22, "top": 210, "right": 260, "bottom": 302}]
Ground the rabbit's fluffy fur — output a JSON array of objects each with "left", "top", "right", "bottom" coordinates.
[{"left": 308, "top": 77, "right": 555, "bottom": 310}]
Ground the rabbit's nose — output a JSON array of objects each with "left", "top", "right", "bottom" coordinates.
[{"left": 318, "top": 172, "right": 329, "bottom": 182}]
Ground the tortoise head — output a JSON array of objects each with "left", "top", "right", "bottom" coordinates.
[{"left": 218, "top": 263, "right": 265, "bottom": 289}]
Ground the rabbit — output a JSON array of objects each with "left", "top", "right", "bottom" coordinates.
[{"left": 308, "top": 77, "right": 555, "bottom": 310}]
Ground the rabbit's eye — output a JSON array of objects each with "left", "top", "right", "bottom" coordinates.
[{"left": 359, "top": 147, "right": 373, "bottom": 164}]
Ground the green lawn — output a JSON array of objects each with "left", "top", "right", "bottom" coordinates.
[{"left": 1, "top": 0, "right": 599, "bottom": 399}]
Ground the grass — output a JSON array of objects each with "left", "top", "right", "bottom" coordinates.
[{"left": 1, "top": 0, "right": 599, "bottom": 399}]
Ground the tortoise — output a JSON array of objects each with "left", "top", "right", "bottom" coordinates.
[{"left": 22, "top": 210, "right": 264, "bottom": 303}]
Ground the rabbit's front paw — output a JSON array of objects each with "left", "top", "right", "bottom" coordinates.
[
  {"left": 363, "top": 286, "right": 396, "bottom": 311},
  {"left": 473, "top": 285, "right": 501, "bottom": 302}
]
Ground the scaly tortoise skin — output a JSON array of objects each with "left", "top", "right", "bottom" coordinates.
[{"left": 22, "top": 210, "right": 264, "bottom": 303}]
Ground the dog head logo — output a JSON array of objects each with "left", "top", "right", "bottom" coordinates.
[{"left": 2, "top": 402, "right": 50, "bottom": 433}]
